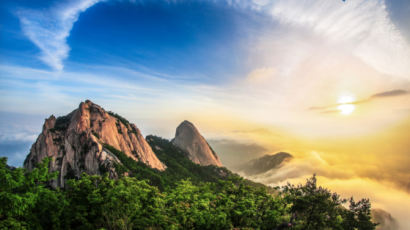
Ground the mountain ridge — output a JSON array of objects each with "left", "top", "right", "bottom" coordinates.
[{"left": 23, "top": 100, "right": 226, "bottom": 188}]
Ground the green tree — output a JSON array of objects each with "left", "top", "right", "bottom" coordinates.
[
  {"left": 282, "top": 175, "right": 346, "bottom": 230},
  {"left": 0, "top": 157, "right": 64, "bottom": 229},
  {"left": 63, "top": 174, "right": 110, "bottom": 229},
  {"left": 341, "top": 197, "right": 377, "bottom": 230},
  {"left": 64, "top": 173, "right": 167, "bottom": 230},
  {"left": 0, "top": 155, "right": 377, "bottom": 230},
  {"left": 214, "top": 178, "right": 288, "bottom": 229},
  {"left": 101, "top": 177, "right": 166, "bottom": 230},
  {"left": 282, "top": 175, "right": 376, "bottom": 230},
  {"left": 165, "top": 180, "right": 230, "bottom": 229}
]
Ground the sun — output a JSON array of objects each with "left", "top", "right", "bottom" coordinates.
[
  {"left": 337, "top": 104, "right": 355, "bottom": 115},
  {"left": 337, "top": 95, "right": 356, "bottom": 115},
  {"left": 338, "top": 95, "right": 355, "bottom": 104}
]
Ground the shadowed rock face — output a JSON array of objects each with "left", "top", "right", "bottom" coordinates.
[
  {"left": 239, "top": 152, "right": 293, "bottom": 176},
  {"left": 172, "top": 120, "right": 222, "bottom": 167},
  {"left": 24, "top": 100, "right": 165, "bottom": 187}
]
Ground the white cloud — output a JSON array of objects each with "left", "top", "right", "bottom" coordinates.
[
  {"left": 16, "top": 0, "right": 410, "bottom": 78},
  {"left": 17, "top": 0, "right": 101, "bottom": 71},
  {"left": 261, "top": 0, "right": 410, "bottom": 78}
]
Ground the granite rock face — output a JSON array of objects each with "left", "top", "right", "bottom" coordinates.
[
  {"left": 172, "top": 120, "right": 222, "bottom": 167},
  {"left": 24, "top": 100, "right": 166, "bottom": 187}
]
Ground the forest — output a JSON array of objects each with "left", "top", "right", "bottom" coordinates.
[{"left": 0, "top": 136, "right": 377, "bottom": 230}]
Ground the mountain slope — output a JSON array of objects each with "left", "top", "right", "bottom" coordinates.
[
  {"left": 24, "top": 100, "right": 165, "bottom": 187},
  {"left": 102, "top": 135, "right": 270, "bottom": 191},
  {"left": 171, "top": 120, "right": 222, "bottom": 167},
  {"left": 108, "top": 135, "right": 231, "bottom": 189}
]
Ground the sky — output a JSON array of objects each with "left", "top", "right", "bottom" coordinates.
[{"left": 1, "top": 0, "right": 410, "bottom": 228}]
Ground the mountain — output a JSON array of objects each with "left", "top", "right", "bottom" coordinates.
[
  {"left": 171, "top": 120, "right": 222, "bottom": 167},
  {"left": 4, "top": 101, "right": 378, "bottom": 230},
  {"left": 372, "top": 209, "right": 399, "bottom": 230},
  {"left": 239, "top": 152, "right": 292, "bottom": 176},
  {"left": 24, "top": 100, "right": 166, "bottom": 187}
]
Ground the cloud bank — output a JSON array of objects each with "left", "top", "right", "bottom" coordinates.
[
  {"left": 238, "top": 149, "right": 410, "bottom": 229},
  {"left": 0, "top": 112, "right": 44, "bottom": 166}
]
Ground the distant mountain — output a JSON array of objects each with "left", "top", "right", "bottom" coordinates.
[
  {"left": 172, "top": 120, "right": 222, "bottom": 167},
  {"left": 372, "top": 209, "right": 399, "bottom": 230},
  {"left": 24, "top": 100, "right": 166, "bottom": 187},
  {"left": 239, "top": 152, "right": 292, "bottom": 176}
]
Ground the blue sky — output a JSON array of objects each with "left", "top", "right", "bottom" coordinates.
[{"left": 1, "top": 0, "right": 271, "bottom": 81}]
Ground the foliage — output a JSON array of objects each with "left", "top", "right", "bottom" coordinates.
[
  {"left": 104, "top": 137, "right": 234, "bottom": 190},
  {"left": 164, "top": 179, "right": 288, "bottom": 230},
  {"left": 108, "top": 111, "right": 130, "bottom": 127},
  {"left": 341, "top": 198, "right": 377, "bottom": 230},
  {"left": 91, "top": 130, "right": 100, "bottom": 139},
  {"left": 147, "top": 136, "right": 233, "bottom": 185},
  {"left": 104, "top": 143, "right": 166, "bottom": 189},
  {"left": 282, "top": 175, "right": 377, "bottom": 230},
  {"left": 0, "top": 154, "right": 377, "bottom": 230},
  {"left": 63, "top": 174, "right": 166, "bottom": 230},
  {"left": 0, "top": 157, "right": 64, "bottom": 229},
  {"left": 50, "top": 115, "right": 71, "bottom": 132}
]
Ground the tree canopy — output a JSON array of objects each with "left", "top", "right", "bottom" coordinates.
[
  {"left": 0, "top": 136, "right": 377, "bottom": 229},
  {"left": 0, "top": 157, "right": 377, "bottom": 229}
]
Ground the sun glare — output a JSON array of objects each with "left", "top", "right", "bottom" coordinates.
[
  {"left": 338, "top": 95, "right": 355, "bottom": 104},
  {"left": 337, "top": 95, "right": 356, "bottom": 115},
  {"left": 338, "top": 104, "right": 355, "bottom": 115}
]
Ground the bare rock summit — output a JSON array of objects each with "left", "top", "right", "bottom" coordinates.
[
  {"left": 24, "top": 100, "right": 166, "bottom": 187},
  {"left": 172, "top": 120, "right": 222, "bottom": 167}
]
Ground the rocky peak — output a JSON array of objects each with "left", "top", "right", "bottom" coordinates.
[
  {"left": 172, "top": 120, "right": 222, "bottom": 167},
  {"left": 43, "top": 115, "right": 56, "bottom": 130},
  {"left": 24, "top": 100, "right": 166, "bottom": 187}
]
